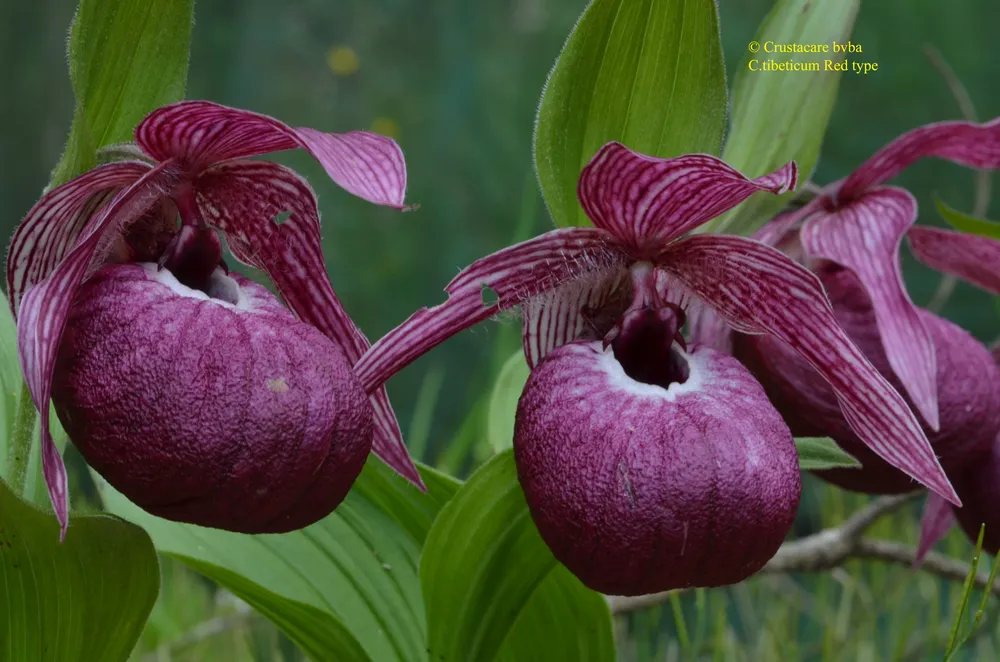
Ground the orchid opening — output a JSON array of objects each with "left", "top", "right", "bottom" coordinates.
[
  {"left": 8, "top": 101, "right": 423, "bottom": 538},
  {"left": 730, "top": 118, "right": 1000, "bottom": 496},
  {"left": 355, "top": 142, "right": 960, "bottom": 595}
]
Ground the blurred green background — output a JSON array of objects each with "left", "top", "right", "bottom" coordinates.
[{"left": 3, "top": 1, "right": 1000, "bottom": 660}]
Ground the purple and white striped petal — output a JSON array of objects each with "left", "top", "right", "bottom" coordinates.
[
  {"left": 753, "top": 196, "right": 827, "bottom": 248},
  {"left": 355, "top": 228, "right": 631, "bottom": 392},
  {"left": 521, "top": 268, "right": 630, "bottom": 368},
  {"left": 7, "top": 161, "right": 152, "bottom": 315},
  {"left": 802, "top": 187, "right": 939, "bottom": 431},
  {"left": 838, "top": 118, "right": 1000, "bottom": 202},
  {"left": 17, "top": 164, "right": 176, "bottom": 537},
  {"left": 907, "top": 226, "right": 1000, "bottom": 295},
  {"left": 135, "top": 101, "right": 408, "bottom": 209},
  {"left": 192, "top": 160, "right": 422, "bottom": 487},
  {"left": 657, "top": 234, "right": 959, "bottom": 505},
  {"left": 915, "top": 492, "right": 955, "bottom": 565},
  {"left": 577, "top": 142, "right": 797, "bottom": 252}
]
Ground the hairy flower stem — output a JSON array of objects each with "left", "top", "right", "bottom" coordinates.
[{"left": 7, "top": 382, "right": 38, "bottom": 497}]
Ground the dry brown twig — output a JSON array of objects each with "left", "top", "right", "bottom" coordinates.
[{"left": 607, "top": 492, "right": 1000, "bottom": 615}]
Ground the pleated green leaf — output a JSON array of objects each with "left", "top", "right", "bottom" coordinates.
[
  {"left": 422, "top": 450, "right": 615, "bottom": 662},
  {"left": 51, "top": 0, "right": 194, "bottom": 186},
  {"left": 0, "top": 479, "right": 159, "bottom": 661},
  {"left": 535, "top": 0, "right": 727, "bottom": 228},
  {"left": 100, "top": 459, "right": 459, "bottom": 662},
  {"left": 708, "top": 0, "right": 859, "bottom": 235},
  {"left": 486, "top": 350, "right": 530, "bottom": 453}
]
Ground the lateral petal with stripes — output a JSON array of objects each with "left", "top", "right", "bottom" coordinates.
[
  {"left": 355, "top": 228, "right": 630, "bottom": 392},
  {"left": 192, "top": 160, "right": 421, "bottom": 486},
  {"left": 18, "top": 165, "right": 176, "bottom": 537},
  {"left": 7, "top": 161, "right": 153, "bottom": 313},
  {"left": 657, "top": 234, "right": 958, "bottom": 504},
  {"left": 908, "top": 226, "right": 1000, "bottom": 295},
  {"left": 801, "top": 187, "right": 939, "bottom": 431}
]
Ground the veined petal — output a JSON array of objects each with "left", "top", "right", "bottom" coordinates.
[
  {"left": 521, "top": 268, "right": 629, "bottom": 368},
  {"left": 915, "top": 493, "right": 955, "bottom": 565},
  {"left": 686, "top": 302, "right": 731, "bottom": 353},
  {"left": 658, "top": 234, "right": 959, "bottom": 505},
  {"left": 193, "top": 160, "right": 421, "bottom": 487},
  {"left": 135, "top": 101, "right": 407, "bottom": 208},
  {"left": 355, "top": 228, "right": 630, "bottom": 392},
  {"left": 907, "top": 226, "right": 1000, "bottom": 295},
  {"left": 753, "top": 195, "right": 827, "bottom": 248},
  {"left": 695, "top": 199, "right": 828, "bottom": 352},
  {"left": 839, "top": 118, "right": 1000, "bottom": 201},
  {"left": 802, "top": 187, "right": 938, "bottom": 431},
  {"left": 7, "top": 161, "right": 151, "bottom": 315},
  {"left": 17, "top": 165, "right": 175, "bottom": 537},
  {"left": 577, "top": 142, "right": 797, "bottom": 251}
]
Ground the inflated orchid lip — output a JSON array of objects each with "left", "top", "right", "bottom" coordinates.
[
  {"left": 514, "top": 335, "right": 801, "bottom": 595},
  {"left": 8, "top": 100, "right": 419, "bottom": 537},
  {"left": 917, "top": 351, "right": 1000, "bottom": 563},
  {"left": 355, "top": 141, "right": 959, "bottom": 507},
  {"left": 53, "top": 262, "right": 374, "bottom": 533}
]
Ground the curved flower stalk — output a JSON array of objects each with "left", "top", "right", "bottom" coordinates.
[
  {"left": 731, "top": 119, "right": 1000, "bottom": 494},
  {"left": 9, "top": 101, "right": 422, "bottom": 538},
  {"left": 357, "top": 142, "right": 959, "bottom": 594}
]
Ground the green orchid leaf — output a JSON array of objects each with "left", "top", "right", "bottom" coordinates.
[
  {"left": 535, "top": 0, "right": 727, "bottom": 228},
  {"left": 51, "top": 0, "right": 194, "bottom": 186},
  {"left": 0, "top": 479, "right": 159, "bottom": 662},
  {"left": 487, "top": 350, "right": 530, "bottom": 453},
  {"left": 795, "top": 436, "right": 862, "bottom": 471},
  {"left": 100, "top": 458, "right": 459, "bottom": 662},
  {"left": 934, "top": 194, "right": 1000, "bottom": 241},
  {"left": 708, "top": 0, "right": 860, "bottom": 236},
  {"left": 422, "top": 450, "right": 615, "bottom": 662}
]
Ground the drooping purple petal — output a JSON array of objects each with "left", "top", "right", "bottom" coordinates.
[
  {"left": 135, "top": 101, "right": 408, "bottom": 208},
  {"left": 657, "top": 234, "right": 959, "bottom": 505},
  {"left": 907, "top": 226, "right": 1000, "bottom": 295},
  {"left": 577, "top": 142, "right": 797, "bottom": 252},
  {"left": 802, "top": 187, "right": 939, "bottom": 431},
  {"left": 355, "top": 228, "right": 630, "bottom": 392},
  {"left": 192, "top": 160, "right": 422, "bottom": 487},
  {"left": 7, "top": 161, "right": 152, "bottom": 315},
  {"left": 838, "top": 118, "right": 1000, "bottom": 202},
  {"left": 17, "top": 164, "right": 176, "bottom": 537},
  {"left": 915, "top": 493, "right": 955, "bottom": 565},
  {"left": 521, "top": 268, "right": 630, "bottom": 368}
]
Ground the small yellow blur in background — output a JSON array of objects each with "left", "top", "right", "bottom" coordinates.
[{"left": 327, "top": 46, "right": 359, "bottom": 76}]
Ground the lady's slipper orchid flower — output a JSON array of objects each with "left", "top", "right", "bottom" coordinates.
[
  {"left": 356, "top": 143, "right": 958, "bottom": 595},
  {"left": 730, "top": 119, "right": 1000, "bottom": 495},
  {"left": 9, "top": 101, "right": 422, "bottom": 538}
]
